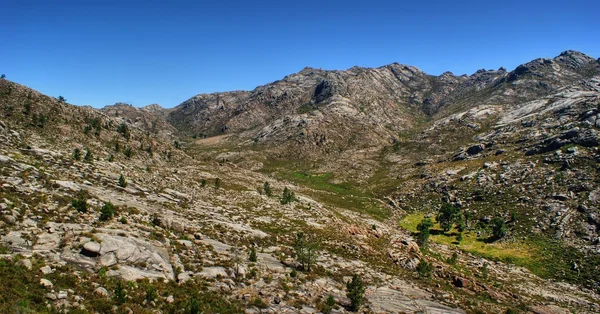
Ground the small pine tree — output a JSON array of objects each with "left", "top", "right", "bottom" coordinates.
[
  {"left": 416, "top": 218, "right": 433, "bottom": 250},
  {"left": 108, "top": 154, "right": 114, "bottom": 162},
  {"left": 117, "top": 122, "right": 130, "bottom": 139},
  {"left": 263, "top": 182, "right": 272, "bottom": 197},
  {"left": 118, "top": 174, "right": 127, "bottom": 188},
  {"left": 249, "top": 247, "right": 257, "bottom": 262},
  {"left": 416, "top": 259, "right": 433, "bottom": 278},
  {"left": 215, "top": 177, "right": 220, "bottom": 189},
  {"left": 456, "top": 232, "right": 463, "bottom": 243},
  {"left": 113, "top": 281, "right": 126, "bottom": 305},
  {"left": 281, "top": 187, "right": 295, "bottom": 204},
  {"left": 73, "top": 148, "right": 81, "bottom": 161},
  {"left": 0, "top": 74, "right": 5, "bottom": 79},
  {"left": 99, "top": 202, "right": 115, "bottom": 221},
  {"left": 71, "top": 195, "right": 88, "bottom": 213},
  {"left": 491, "top": 217, "right": 507, "bottom": 240},
  {"left": 346, "top": 274, "right": 365, "bottom": 312},
  {"left": 83, "top": 149, "right": 93, "bottom": 163},
  {"left": 57, "top": 96, "right": 66, "bottom": 103},
  {"left": 200, "top": 178, "right": 207, "bottom": 187},
  {"left": 174, "top": 140, "right": 180, "bottom": 149}
]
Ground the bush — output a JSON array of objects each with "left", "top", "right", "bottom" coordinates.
[
  {"left": 118, "top": 174, "right": 127, "bottom": 188},
  {"left": 263, "top": 182, "right": 272, "bottom": 197},
  {"left": 436, "top": 203, "right": 462, "bottom": 232},
  {"left": 99, "top": 202, "right": 115, "bottom": 221},
  {"left": 294, "top": 232, "right": 317, "bottom": 272},
  {"left": 346, "top": 274, "right": 365, "bottom": 312},
  {"left": 117, "top": 123, "right": 130, "bottom": 139},
  {"left": 71, "top": 195, "right": 88, "bottom": 213},
  {"left": 491, "top": 217, "right": 507, "bottom": 240},
  {"left": 249, "top": 247, "right": 257, "bottom": 262},
  {"left": 416, "top": 218, "right": 433, "bottom": 250},
  {"left": 416, "top": 259, "right": 433, "bottom": 278},
  {"left": 73, "top": 148, "right": 81, "bottom": 161},
  {"left": 83, "top": 149, "right": 93, "bottom": 163},
  {"left": 281, "top": 187, "right": 296, "bottom": 204},
  {"left": 214, "top": 178, "right": 220, "bottom": 189}
]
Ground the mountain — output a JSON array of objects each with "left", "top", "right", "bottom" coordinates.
[
  {"left": 1, "top": 51, "right": 600, "bottom": 313},
  {"left": 164, "top": 50, "right": 600, "bottom": 156}
]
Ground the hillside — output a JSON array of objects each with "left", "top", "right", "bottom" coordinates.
[{"left": 1, "top": 50, "right": 600, "bottom": 313}]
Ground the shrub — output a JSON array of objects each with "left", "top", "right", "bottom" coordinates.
[
  {"left": 416, "top": 259, "right": 433, "bottom": 278},
  {"left": 263, "top": 182, "right": 272, "bottom": 197},
  {"left": 416, "top": 218, "right": 433, "bottom": 250},
  {"left": 99, "top": 202, "right": 115, "bottom": 221},
  {"left": 118, "top": 174, "right": 127, "bottom": 188},
  {"left": 346, "top": 274, "right": 365, "bottom": 312},
  {"left": 71, "top": 195, "right": 88, "bottom": 213},
  {"left": 294, "top": 232, "right": 317, "bottom": 272},
  {"left": 73, "top": 148, "right": 81, "bottom": 161},
  {"left": 491, "top": 217, "right": 507, "bottom": 240},
  {"left": 214, "top": 178, "right": 220, "bottom": 189},
  {"left": 249, "top": 247, "right": 257, "bottom": 262},
  {"left": 83, "top": 149, "right": 93, "bottom": 163},
  {"left": 281, "top": 187, "right": 296, "bottom": 205}
]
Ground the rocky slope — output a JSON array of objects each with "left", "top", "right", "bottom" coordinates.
[{"left": 1, "top": 50, "right": 600, "bottom": 314}]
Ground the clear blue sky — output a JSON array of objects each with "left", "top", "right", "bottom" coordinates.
[{"left": 1, "top": 0, "right": 598, "bottom": 108}]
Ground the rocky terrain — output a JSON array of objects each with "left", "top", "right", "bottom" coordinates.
[{"left": 1, "top": 50, "right": 600, "bottom": 313}]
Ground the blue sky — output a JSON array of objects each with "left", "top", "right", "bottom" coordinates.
[{"left": 1, "top": 0, "right": 598, "bottom": 108}]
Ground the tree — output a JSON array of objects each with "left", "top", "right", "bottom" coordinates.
[
  {"left": 249, "top": 247, "right": 257, "bottom": 262},
  {"left": 201, "top": 178, "right": 207, "bottom": 187},
  {"left": 83, "top": 149, "right": 93, "bottom": 163},
  {"left": 416, "top": 259, "right": 433, "bottom": 278},
  {"left": 281, "top": 187, "right": 295, "bottom": 204},
  {"left": 436, "top": 203, "right": 462, "bottom": 232},
  {"left": 118, "top": 174, "right": 127, "bottom": 188},
  {"left": 346, "top": 274, "right": 365, "bottom": 312},
  {"left": 73, "top": 148, "right": 81, "bottom": 161},
  {"left": 263, "top": 182, "right": 272, "bottom": 197},
  {"left": 117, "top": 123, "right": 130, "bottom": 139},
  {"left": 99, "top": 202, "right": 115, "bottom": 221},
  {"left": 491, "top": 217, "right": 507, "bottom": 240},
  {"left": 416, "top": 218, "right": 433, "bottom": 250},
  {"left": 113, "top": 281, "right": 126, "bottom": 305},
  {"left": 0, "top": 74, "right": 5, "bottom": 79},
  {"left": 294, "top": 232, "right": 317, "bottom": 272},
  {"left": 214, "top": 177, "right": 220, "bottom": 189},
  {"left": 71, "top": 194, "right": 88, "bottom": 213},
  {"left": 57, "top": 96, "right": 66, "bottom": 103}
]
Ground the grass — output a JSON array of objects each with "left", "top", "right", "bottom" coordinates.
[
  {"left": 400, "top": 213, "right": 531, "bottom": 265},
  {"left": 400, "top": 213, "right": 600, "bottom": 290},
  {"left": 261, "top": 159, "right": 391, "bottom": 221}
]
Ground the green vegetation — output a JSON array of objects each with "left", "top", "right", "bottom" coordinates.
[
  {"left": 214, "top": 177, "right": 220, "bottom": 189},
  {"left": 491, "top": 217, "right": 507, "bottom": 241},
  {"left": 71, "top": 193, "right": 88, "bottom": 213},
  {"left": 83, "top": 149, "right": 93, "bottom": 163},
  {"left": 280, "top": 187, "right": 296, "bottom": 204},
  {"left": 248, "top": 247, "right": 257, "bottom": 262},
  {"left": 117, "top": 122, "right": 130, "bottom": 139},
  {"left": 436, "top": 202, "right": 463, "bottom": 232},
  {"left": 118, "top": 174, "right": 127, "bottom": 188},
  {"left": 99, "top": 201, "right": 116, "bottom": 221},
  {"left": 416, "top": 259, "right": 433, "bottom": 278},
  {"left": 416, "top": 217, "right": 433, "bottom": 250},
  {"left": 263, "top": 181, "right": 272, "bottom": 197},
  {"left": 293, "top": 232, "right": 318, "bottom": 272},
  {"left": 57, "top": 95, "right": 66, "bottom": 103},
  {"left": 73, "top": 148, "right": 81, "bottom": 161},
  {"left": 346, "top": 274, "right": 365, "bottom": 312}
]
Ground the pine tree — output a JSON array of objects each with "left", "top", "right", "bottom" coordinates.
[
  {"left": 281, "top": 187, "right": 295, "bottom": 204},
  {"left": 118, "top": 174, "right": 127, "bottom": 188},
  {"left": 249, "top": 247, "right": 257, "bottom": 262},
  {"left": 73, "top": 148, "right": 81, "bottom": 161},
  {"left": 346, "top": 274, "right": 365, "bottom": 312},
  {"left": 83, "top": 149, "right": 93, "bottom": 162},
  {"left": 416, "top": 218, "right": 433, "bottom": 250},
  {"left": 263, "top": 182, "right": 272, "bottom": 197}
]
